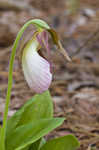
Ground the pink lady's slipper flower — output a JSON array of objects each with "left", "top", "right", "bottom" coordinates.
[
  {"left": 22, "top": 30, "right": 71, "bottom": 94},
  {"left": 22, "top": 31, "right": 52, "bottom": 94}
]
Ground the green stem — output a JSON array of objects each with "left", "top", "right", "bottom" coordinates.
[{"left": 0, "top": 19, "right": 50, "bottom": 150}]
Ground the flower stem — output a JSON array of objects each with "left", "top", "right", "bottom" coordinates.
[{"left": 0, "top": 19, "right": 50, "bottom": 150}]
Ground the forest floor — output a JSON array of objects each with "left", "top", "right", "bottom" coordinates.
[{"left": 0, "top": 0, "right": 99, "bottom": 149}]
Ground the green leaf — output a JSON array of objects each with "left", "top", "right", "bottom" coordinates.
[
  {"left": 22, "top": 138, "right": 46, "bottom": 150},
  {"left": 28, "top": 139, "right": 41, "bottom": 150},
  {"left": 39, "top": 138, "right": 46, "bottom": 150},
  {"left": 6, "top": 118, "right": 64, "bottom": 150},
  {"left": 6, "top": 91, "right": 53, "bottom": 150},
  {"left": 17, "top": 91, "right": 53, "bottom": 126},
  {"left": 28, "top": 138, "right": 46, "bottom": 150},
  {"left": 22, "top": 147, "right": 29, "bottom": 150},
  {"left": 40, "top": 135, "right": 80, "bottom": 150},
  {"left": 22, "top": 139, "right": 41, "bottom": 150},
  {"left": 6, "top": 91, "right": 53, "bottom": 137}
]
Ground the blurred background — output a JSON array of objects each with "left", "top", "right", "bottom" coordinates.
[{"left": 0, "top": 0, "right": 99, "bottom": 149}]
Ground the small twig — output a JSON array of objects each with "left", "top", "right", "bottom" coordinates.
[{"left": 72, "top": 127, "right": 99, "bottom": 138}]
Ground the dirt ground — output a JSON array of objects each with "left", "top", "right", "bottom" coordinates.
[{"left": 0, "top": 0, "right": 99, "bottom": 149}]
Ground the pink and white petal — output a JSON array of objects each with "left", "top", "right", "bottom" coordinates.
[
  {"left": 22, "top": 40, "right": 52, "bottom": 93},
  {"left": 36, "top": 31, "right": 53, "bottom": 72}
]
